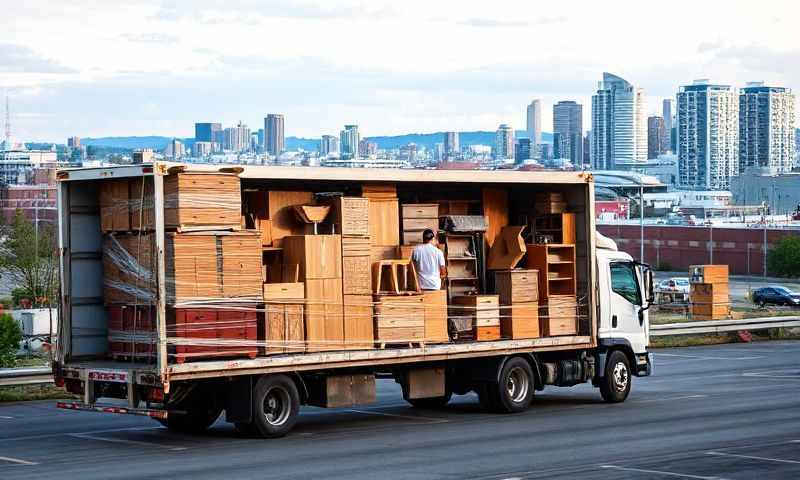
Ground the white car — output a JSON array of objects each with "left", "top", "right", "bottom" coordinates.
[{"left": 658, "top": 277, "right": 690, "bottom": 294}]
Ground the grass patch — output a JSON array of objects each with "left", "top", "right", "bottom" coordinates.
[
  {"left": 14, "top": 356, "right": 50, "bottom": 368},
  {"left": 651, "top": 328, "right": 800, "bottom": 348},
  {"left": 0, "top": 384, "right": 76, "bottom": 403}
]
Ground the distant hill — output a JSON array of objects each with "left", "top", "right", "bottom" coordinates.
[{"left": 77, "top": 130, "right": 556, "bottom": 152}]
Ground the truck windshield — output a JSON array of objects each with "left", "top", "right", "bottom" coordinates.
[{"left": 610, "top": 262, "right": 642, "bottom": 305}]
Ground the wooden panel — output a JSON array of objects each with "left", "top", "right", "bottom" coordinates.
[
  {"left": 690, "top": 283, "right": 729, "bottom": 296},
  {"left": 482, "top": 187, "right": 508, "bottom": 249},
  {"left": 164, "top": 233, "right": 220, "bottom": 303},
  {"left": 561, "top": 213, "right": 576, "bottom": 245},
  {"left": 402, "top": 217, "right": 438, "bottom": 231},
  {"left": 494, "top": 269, "right": 539, "bottom": 304},
  {"left": 500, "top": 303, "right": 540, "bottom": 339},
  {"left": 343, "top": 295, "right": 374, "bottom": 350},
  {"left": 487, "top": 226, "right": 526, "bottom": 270},
  {"left": 243, "top": 191, "right": 272, "bottom": 246},
  {"left": 129, "top": 177, "right": 154, "bottom": 231},
  {"left": 691, "top": 304, "right": 730, "bottom": 317},
  {"left": 282, "top": 235, "right": 342, "bottom": 280},
  {"left": 262, "top": 303, "right": 305, "bottom": 355},
  {"left": 402, "top": 204, "right": 439, "bottom": 219},
  {"left": 422, "top": 290, "right": 449, "bottom": 343},
  {"left": 342, "top": 236, "right": 372, "bottom": 256},
  {"left": 305, "top": 278, "right": 344, "bottom": 351},
  {"left": 406, "top": 367, "right": 445, "bottom": 399},
  {"left": 263, "top": 282, "right": 305, "bottom": 301},
  {"left": 343, "top": 255, "right": 371, "bottom": 295},
  {"left": 361, "top": 183, "right": 397, "bottom": 199},
  {"left": 369, "top": 199, "right": 400, "bottom": 246},
  {"left": 402, "top": 229, "right": 434, "bottom": 245},
  {"left": 267, "top": 191, "right": 314, "bottom": 246},
  {"left": 164, "top": 173, "right": 241, "bottom": 231},
  {"left": 370, "top": 245, "right": 398, "bottom": 264},
  {"left": 324, "top": 196, "right": 369, "bottom": 236},
  {"left": 220, "top": 232, "right": 263, "bottom": 298}
]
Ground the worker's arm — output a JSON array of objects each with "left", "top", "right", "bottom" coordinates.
[{"left": 438, "top": 249, "right": 447, "bottom": 279}]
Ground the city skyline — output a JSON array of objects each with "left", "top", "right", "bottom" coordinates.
[{"left": 1, "top": 0, "right": 798, "bottom": 142}]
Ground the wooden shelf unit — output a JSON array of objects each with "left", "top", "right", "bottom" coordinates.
[
  {"left": 524, "top": 244, "right": 576, "bottom": 299},
  {"left": 444, "top": 234, "right": 479, "bottom": 300},
  {"left": 532, "top": 212, "right": 575, "bottom": 245}
]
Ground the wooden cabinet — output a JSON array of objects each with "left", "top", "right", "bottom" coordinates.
[
  {"left": 401, "top": 203, "right": 438, "bottom": 245},
  {"left": 540, "top": 296, "right": 577, "bottom": 336},
  {"left": 525, "top": 244, "right": 576, "bottom": 299},
  {"left": 323, "top": 196, "right": 369, "bottom": 236},
  {"left": 343, "top": 295, "right": 374, "bottom": 350},
  {"left": 494, "top": 269, "right": 539, "bottom": 304},
  {"left": 444, "top": 234, "right": 479, "bottom": 299},
  {"left": 282, "top": 235, "right": 342, "bottom": 280},
  {"left": 452, "top": 295, "right": 500, "bottom": 341},
  {"left": 369, "top": 199, "right": 400, "bottom": 246},
  {"left": 500, "top": 303, "right": 539, "bottom": 339},
  {"left": 532, "top": 213, "right": 575, "bottom": 245},
  {"left": 261, "top": 304, "right": 304, "bottom": 355},
  {"left": 304, "top": 278, "right": 344, "bottom": 351},
  {"left": 422, "top": 290, "right": 449, "bottom": 343},
  {"left": 373, "top": 294, "right": 425, "bottom": 346}
]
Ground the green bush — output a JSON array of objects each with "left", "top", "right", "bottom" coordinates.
[
  {"left": 767, "top": 236, "right": 800, "bottom": 277},
  {"left": 0, "top": 314, "right": 23, "bottom": 367}
]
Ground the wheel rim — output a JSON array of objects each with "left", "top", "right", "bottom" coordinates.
[
  {"left": 611, "top": 362, "right": 629, "bottom": 392},
  {"left": 263, "top": 386, "right": 291, "bottom": 426},
  {"left": 506, "top": 366, "right": 530, "bottom": 403}
]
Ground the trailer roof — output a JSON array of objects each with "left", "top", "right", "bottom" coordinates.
[{"left": 58, "top": 162, "right": 595, "bottom": 185}]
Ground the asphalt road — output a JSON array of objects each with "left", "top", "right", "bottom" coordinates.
[{"left": 1, "top": 341, "right": 799, "bottom": 479}]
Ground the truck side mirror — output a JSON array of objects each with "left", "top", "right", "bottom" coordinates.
[{"left": 644, "top": 268, "right": 654, "bottom": 307}]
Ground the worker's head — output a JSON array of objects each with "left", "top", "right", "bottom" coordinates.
[{"left": 422, "top": 229, "right": 435, "bottom": 243}]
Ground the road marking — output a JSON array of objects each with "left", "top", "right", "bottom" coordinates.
[
  {"left": 600, "top": 465, "right": 725, "bottom": 479},
  {"left": 0, "top": 456, "right": 38, "bottom": 466},
  {"left": 655, "top": 353, "right": 764, "bottom": 361},
  {"left": 347, "top": 409, "right": 448, "bottom": 423},
  {"left": 2, "top": 426, "right": 162, "bottom": 443},
  {"left": 633, "top": 394, "right": 707, "bottom": 403},
  {"left": 68, "top": 433, "right": 187, "bottom": 452},
  {"left": 742, "top": 372, "right": 800, "bottom": 380},
  {"left": 706, "top": 451, "right": 800, "bottom": 464},
  {"left": 0, "top": 415, "right": 14, "bottom": 419}
]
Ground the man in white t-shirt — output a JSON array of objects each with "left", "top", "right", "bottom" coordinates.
[{"left": 411, "top": 229, "right": 447, "bottom": 291}]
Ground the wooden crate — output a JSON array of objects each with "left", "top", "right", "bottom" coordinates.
[
  {"left": 494, "top": 269, "right": 539, "bottom": 304},
  {"left": 282, "top": 235, "right": 342, "bottom": 280},
  {"left": 107, "top": 305, "right": 156, "bottom": 361},
  {"left": 343, "top": 295, "right": 374, "bottom": 350},
  {"left": 103, "top": 233, "right": 156, "bottom": 305},
  {"left": 475, "top": 326, "right": 501, "bottom": 341},
  {"left": 373, "top": 294, "right": 425, "bottom": 345},
  {"left": 422, "top": 290, "right": 449, "bottom": 343},
  {"left": 451, "top": 295, "right": 500, "bottom": 327},
  {"left": 323, "top": 196, "right": 369, "bottom": 236},
  {"left": 540, "top": 296, "right": 577, "bottom": 336},
  {"left": 260, "top": 303, "right": 304, "bottom": 355},
  {"left": 263, "top": 282, "right": 305, "bottom": 301},
  {"left": 129, "top": 177, "right": 155, "bottom": 231},
  {"left": 100, "top": 179, "right": 131, "bottom": 232},
  {"left": 164, "top": 172, "right": 241, "bottom": 231},
  {"left": 305, "top": 278, "right": 344, "bottom": 352},
  {"left": 691, "top": 303, "right": 730, "bottom": 318},
  {"left": 343, "top": 255, "right": 371, "bottom": 295},
  {"left": 168, "top": 306, "right": 258, "bottom": 363},
  {"left": 500, "top": 303, "right": 540, "bottom": 339},
  {"left": 342, "top": 236, "right": 371, "bottom": 256},
  {"left": 401, "top": 204, "right": 438, "bottom": 219},
  {"left": 690, "top": 283, "right": 729, "bottom": 304},
  {"left": 689, "top": 265, "right": 729, "bottom": 284},
  {"left": 220, "top": 232, "right": 263, "bottom": 298},
  {"left": 369, "top": 199, "right": 400, "bottom": 246}
]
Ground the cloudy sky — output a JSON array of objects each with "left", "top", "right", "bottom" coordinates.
[{"left": 2, "top": 0, "right": 798, "bottom": 142}]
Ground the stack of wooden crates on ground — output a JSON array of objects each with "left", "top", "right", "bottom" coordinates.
[{"left": 689, "top": 265, "right": 730, "bottom": 320}]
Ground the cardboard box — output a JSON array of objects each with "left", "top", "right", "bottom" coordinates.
[
  {"left": 422, "top": 290, "right": 449, "bottom": 343},
  {"left": 164, "top": 172, "right": 242, "bottom": 231},
  {"left": 282, "top": 235, "right": 342, "bottom": 280},
  {"left": 343, "top": 295, "right": 374, "bottom": 350},
  {"left": 500, "top": 303, "right": 540, "bottom": 339},
  {"left": 494, "top": 269, "right": 539, "bottom": 304}
]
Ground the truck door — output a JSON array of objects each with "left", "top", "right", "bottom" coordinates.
[{"left": 607, "top": 261, "right": 648, "bottom": 353}]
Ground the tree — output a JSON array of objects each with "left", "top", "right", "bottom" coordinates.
[
  {"left": 0, "top": 314, "right": 23, "bottom": 367},
  {"left": 0, "top": 210, "right": 59, "bottom": 307},
  {"left": 767, "top": 235, "right": 800, "bottom": 277}
]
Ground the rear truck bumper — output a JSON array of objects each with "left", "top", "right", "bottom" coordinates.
[
  {"left": 56, "top": 401, "right": 168, "bottom": 419},
  {"left": 635, "top": 352, "right": 652, "bottom": 377}
]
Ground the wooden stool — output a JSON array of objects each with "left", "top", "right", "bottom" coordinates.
[{"left": 372, "top": 259, "right": 420, "bottom": 294}]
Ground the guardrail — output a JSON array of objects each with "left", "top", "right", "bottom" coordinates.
[
  {"left": 651, "top": 316, "right": 800, "bottom": 336},
  {"left": 0, "top": 367, "right": 53, "bottom": 387}
]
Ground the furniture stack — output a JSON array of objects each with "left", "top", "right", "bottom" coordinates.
[
  {"left": 451, "top": 295, "right": 501, "bottom": 341},
  {"left": 495, "top": 269, "right": 540, "bottom": 339},
  {"left": 689, "top": 264, "right": 730, "bottom": 320},
  {"left": 526, "top": 243, "right": 578, "bottom": 336}
]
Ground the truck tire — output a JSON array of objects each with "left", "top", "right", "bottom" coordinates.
[
  {"left": 405, "top": 390, "right": 452, "bottom": 408},
  {"left": 158, "top": 388, "right": 222, "bottom": 433},
  {"left": 481, "top": 357, "right": 534, "bottom": 413},
  {"left": 250, "top": 374, "right": 300, "bottom": 438},
  {"left": 600, "top": 350, "right": 631, "bottom": 403}
]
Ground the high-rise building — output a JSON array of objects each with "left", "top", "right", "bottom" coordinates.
[
  {"left": 359, "top": 139, "right": 377, "bottom": 157},
  {"left": 320, "top": 135, "right": 339, "bottom": 156},
  {"left": 132, "top": 149, "right": 154, "bottom": 164},
  {"left": 195, "top": 123, "right": 221, "bottom": 143},
  {"left": 553, "top": 101, "right": 583, "bottom": 165},
  {"left": 264, "top": 114, "right": 285, "bottom": 156},
  {"left": 495, "top": 124, "right": 514, "bottom": 160},
  {"left": 194, "top": 141, "right": 212, "bottom": 157},
  {"left": 223, "top": 121, "right": 251, "bottom": 152},
  {"left": 340, "top": 125, "right": 360, "bottom": 159},
  {"left": 583, "top": 132, "right": 591, "bottom": 165},
  {"left": 434, "top": 142, "right": 444, "bottom": 162},
  {"left": 677, "top": 80, "right": 739, "bottom": 190},
  {"left": 526, "top": 100, "right": 542, "bottom": 146},
  {"left": 647, "top": 116, "right": 667, "bottom": 159},
  {"left": 256, "top": 129, "right": 265, "bottom": 150},
  {"left": 514, "top": 138, "right": 531, "bottom": 164},
  {"left": 443, "top": 131, "right": 459, "bottom": 161},
  {"left": 67, "top": 136, "right": 80, "bottom": 149},
  {"left": 166, "top": 139, "right": 185, "bottom": 159},
  {"left": 739, "top": 82, "right": 796, "bottom": 174},
  {"left": 662, "top": 99, "right": 674, "bottom": 152},
  {"left": 591, "top": 72, "right": 647, "bottom": 170}
]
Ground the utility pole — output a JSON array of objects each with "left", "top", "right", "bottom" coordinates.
[
  {"left": 639, "top": 184, "right": 644, "bottom": 263},
  {"left": 762, "top": 201, "right": 768, "bottom": 277}
]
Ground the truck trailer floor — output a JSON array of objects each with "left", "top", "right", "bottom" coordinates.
[{"left": 1, "top": 341, "right": 799, "bottom": 479}]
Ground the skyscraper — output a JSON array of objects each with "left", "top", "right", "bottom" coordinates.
[
  {"left": 677, "top": 80, "right": 739, "bottom": 190},
  {"left": 264, "top": 114, "right": 285, "bottom": 156},
  {"left": 195, "top": 122, "right": 222, "bottom": 144},
  {"left": 495, "top": 124, "right": 514, "bottom": 160},
  {"left": 591, "top": 72, "right": 647, "bottom": 170},
  {"left": 526, "top": 100, "right": 542, "bottom": 146},
  {"left": 320, "top": 135, "right": 339, "bottom": 156},
  {"left": 67, "top": 136, "right": 80, "bottom": 149},
  {"left": 340, "top": 125, "right": 360, "bottom": 159},
  {"left": 514, "top": 138, "right": 531, "bottom": 164},
  {"left": 223, "top": 121, "right": 251, "bottom": 152},
  {"left": 647, "top": 116, "right": 667, "bottom": 159},
  {"left": 739, "top": 82, "right": 796, "bottom": 174},
  {"left": 553, "top": 101, "right": 583, "bottom": 166},
  {"left": 662, "top": 99, "right": 674, "bottom": 152},
  {"left": 443, "top": 131, "right": 459, "bottom": 161}
]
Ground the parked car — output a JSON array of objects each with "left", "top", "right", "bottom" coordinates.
[
  {"left": 752, "top": 286, "right": 800, "bottom": 307},
  {"left": 658, "top": 277, "right": 690, "bottom": 294}
]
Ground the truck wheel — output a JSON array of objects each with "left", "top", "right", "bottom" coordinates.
[
  {"left": 482, "top": 357, "right": 534, "bottom": 413},
  {"left": 250, "top": 374, "right": 300, "bottom": 438},
  {"left": 600, "top": 350, "right": 631, "bottom": 403},
  {"left": 405, "top": 390, "right": 452, "bottom": 408},
  {"left": 158, "top": 390, "right": 222, "bottom": 433}
]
